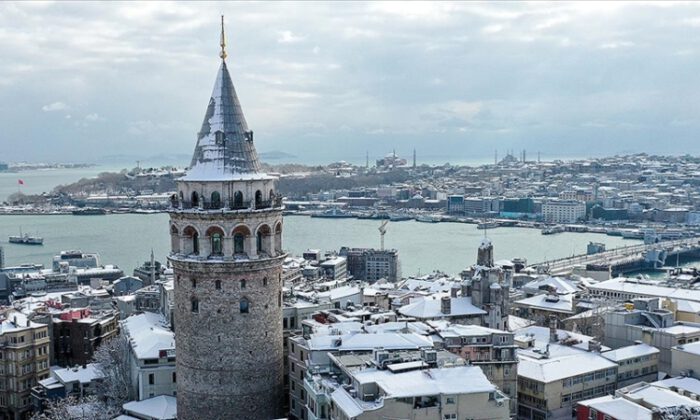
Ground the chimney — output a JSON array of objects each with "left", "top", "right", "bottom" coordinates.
[
  {"left": 450, "top": 284, "right": 459, "bottom": 298},
  {"left": 588, "top": 340, "right": 602, "bottom": 353},
  {"left": 461, "top": 281, "right": 471, "bottom": 297},
  {"left": 441, "top": 296, "right": 451, "bottom": 315},
  {"left": 549, "top": 315, "right": 558, "bottom": 343}
]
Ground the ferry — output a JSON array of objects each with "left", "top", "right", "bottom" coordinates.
[
  {"left": 477, "top": 221, "right": 499, "bottom": 230},
  {"left": 621, "top": 229, "right": 644, "bottom": 240},
  {"left": 415, "top": 214, "right": 440, "bottom": 223},
  {"left": 541, "top": 225, "right": 565, "bottom": 235},
  {"left": 389, "top": 213, "right": 412, "bottom": 222},
  {"left": 9, "top": 228, "right": 43, "bottom": 245},
  {"left": 72, "top": 207, "right": 107, "bottom": 216}
]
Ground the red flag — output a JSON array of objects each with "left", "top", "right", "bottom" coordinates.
[{"left": 17, "top": 179, "right": 24, "bottom": 185}]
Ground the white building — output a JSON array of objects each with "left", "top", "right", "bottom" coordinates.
[
  {"left": 541, "top": 200, "right": 586, "bottom": 223},
  {"left": 122, "top": 312, "right": 176, "bottom": 401}
]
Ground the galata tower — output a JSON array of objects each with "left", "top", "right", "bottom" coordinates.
[{"left": 167, "top": 17, "right": 285, "bottom": 419}]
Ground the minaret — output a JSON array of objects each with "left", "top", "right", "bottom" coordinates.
[{"left": 168, "top": 16, "right": 285, "bottom": 419}]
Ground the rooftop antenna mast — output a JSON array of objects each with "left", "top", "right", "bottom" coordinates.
[{"left": 379, "top": 220, "right": 389, "bottom": 251}]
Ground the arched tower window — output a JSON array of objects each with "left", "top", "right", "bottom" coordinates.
[
  {"left": 233, "top": 191, "right": 243, "bottom": 209},
  {"left": 210, "top": 191, "right": 221, "bottom": 209},
  {"left": 240, "top": 297, "right": 250, "bottom": 314},
  {"left": 257, "top": 224, "right": 271, "bottom": 255},
  {"left": 206, "top": 226, "right": 225, "bottom": 256},
  {"left": 191, "top": 298, "right": 199, "bottom": 313},
  {"left": 255, "top": 190, "right": 262, "bottom": 208},
  {"left": 183, "top": 226, "right": 199, "bottom": 255},
  {"left": 191, "top": 191, "right": 199, "bottom": 208},
  {"left": 232, "top": 225, "right": 251, "bottom": 255},
  {"left": 170, "top": 225, "right": 179, "bottom": 253}
]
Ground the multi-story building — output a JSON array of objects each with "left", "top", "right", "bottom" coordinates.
[
  {"left": 515, "top": 325, "right": 618, "bottom": 420},
  {"left": 122, "top": 312, "right": 176, "bottom": 401},
  {"left": 51, "top": 308, "right": 119, "bottom": 367},
  {"left": 436, "top": 324, "right": 518, "bottom": 414},
  {"left": 0, "top": 310, "right": 50, "bottom": 420},
  {"left": 670, "top": 340, "right": 700, "bottom": 379},
  {"left": 541, "top": 199, "right": 586, "bottom": 223},
  {"left": 167, "top": 20, "right": 285, "bottom": 419},
  {"left": 600, "top": 343, "right": 660, "bottom": 388},
  {"left": 340, "top": 247, "right": 401, "bottom": 283}
]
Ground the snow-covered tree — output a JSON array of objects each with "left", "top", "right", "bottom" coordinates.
[
  {"left": 30, "top": 395, "right": 119, "bottom": 420},
  {"left": 92, "top": 332, "right": 132, "bottom": 409}
]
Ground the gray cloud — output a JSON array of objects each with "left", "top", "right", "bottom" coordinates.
[{"left": 1, "top": 1, "right": 699, "bottom": 165}]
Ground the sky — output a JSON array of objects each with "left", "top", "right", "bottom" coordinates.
[{"left": 1, "top": 1, "right": 699, "bottom": 166}]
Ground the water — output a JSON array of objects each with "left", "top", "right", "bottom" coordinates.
[
  {"left": 0, "top": 166, "right": 124, "bottom": 201},
  {"left": 0, "top": 214, "right": 641, "bottom": 276}
]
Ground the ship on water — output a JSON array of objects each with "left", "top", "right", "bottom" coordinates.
[
  {"left": 310, "top": 207, "right": 354, "bottom": 218},
  {"left": 72, "top": 207, "right": 107, "bottom": 216},
  {"left": 8, "top": 227, "right": 43, "bottom": 245}
]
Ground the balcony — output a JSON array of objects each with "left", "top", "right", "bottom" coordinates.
[{"left": 170, "top": 196, "right": 283, "bottom": 211}]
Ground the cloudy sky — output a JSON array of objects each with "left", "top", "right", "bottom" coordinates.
[{"left": 1, "top": 1, "right": 699, "bottom": 165}]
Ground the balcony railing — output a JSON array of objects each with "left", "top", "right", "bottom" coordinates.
[{"left": 170, "top": 196, "right": 283, "bottom": 211}]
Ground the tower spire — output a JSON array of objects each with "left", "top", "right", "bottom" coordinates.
[{"left": 220, "top": 15, "right": 227, "bottom": 60}]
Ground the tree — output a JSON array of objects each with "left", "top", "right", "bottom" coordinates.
[
  {"left": 92, "top": 332, "right": 132, "bottom": 410},
  {"left": 30, "top": 395, "right": 119, "bottom": 420}
]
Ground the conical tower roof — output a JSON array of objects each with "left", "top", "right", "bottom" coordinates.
[{"left": 183, "top": 18, "right": 262, "bottom": 181}]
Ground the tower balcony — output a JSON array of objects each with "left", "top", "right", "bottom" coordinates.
[{"left": 169, "top": 196, "right": 283, "bottom": 212}]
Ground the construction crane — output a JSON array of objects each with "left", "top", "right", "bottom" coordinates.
[{"left": 379, "top": 220, "right": 389, "bottom": 250}]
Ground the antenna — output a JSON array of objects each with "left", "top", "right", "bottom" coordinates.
[
  {"left": 378, "top": 220, "right": 389, "bottom": 251},
  {"left": 219, "top": 15, "right": 227, "bottom": 60}
]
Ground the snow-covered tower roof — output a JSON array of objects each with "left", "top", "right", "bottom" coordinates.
[{"left": 183, "top": 17, "right": 262, "bottom": 181}]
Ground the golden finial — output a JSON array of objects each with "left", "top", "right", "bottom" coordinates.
[{"left": 219, "top": 15, "right": 227, "bottom": 60}]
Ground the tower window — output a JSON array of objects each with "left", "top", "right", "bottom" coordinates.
[
  {"left": 192, "top": 232, "right": 199, "bottom": 255},
  {"left": 215, "top": 280, "right": 221, "bottom": 290},
  {"left": 191, "top": 298, "right": 199, "bottom": 313},
  {"left": 233, "top": 191, "right": 243, "bottom": 208},
  {"left": 263, "top": 277, "right": 268, "bottom": 287},
  {"left": 234, "top": 233, "right": 245, "bottom": 254},
  {"left": 191, "top": 278, "right": 196, "bottom": 288},
  {"left": 240, "top": 279, "right": 246, "bottom": 289},
  {"left": 211, "top": 233, "right": 223, "bottom": 256},
  {"left": 215, "top": 130, "right": 225, "bottom": 145},
  {"left": 240, "top": 298, "right": 250, "bottom": 314},
  {"left": 191, "top": 192, "right": 199, "bottom": 208},
  {"left": 210, "top": 191, "right": 221, "bottom": 209},
  {"left": 255, "top": 190, "right": 262, "bottom": 208}
]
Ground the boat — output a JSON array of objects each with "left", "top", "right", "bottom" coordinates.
[
  {"left": 621, "top": 229, "right": 644, "bottom": 240},
  {"left": 310, "top": 208, "right": 354, "bottom": 218},
  {"left": 389, "top": 213, "right": 412, "bottom": 222},
  {"left": 416, "top": 214, "right": 440, "bottom": 223},
  {"left": 72, "top": 207, "right": 107, "bottom": 216},
  {"left": 9, "top": 227, "right": 43, "bottom": 245},
  {"left": 477, "top": 221, "right": 499, "bottom": 230},
  {"left": 541, "top": 225, "right": 565, "bottom": 235}
]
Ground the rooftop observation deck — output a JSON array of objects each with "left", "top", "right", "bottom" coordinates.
[{"left": 168, "top": 196, "right": 283, "bottom": 213}]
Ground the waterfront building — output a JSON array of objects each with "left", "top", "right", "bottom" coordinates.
[
  {"left": 0, "top": 310, "right": 51, "bottom": 420},
  {"left": 541, "top": 199, "right": 586, "bottom": 223},
  {"left": 166, "top": 19, "right": 285, "bottom": 419},
  {"left": 340, "top": 247, "right": 401, "bottom": 283}
]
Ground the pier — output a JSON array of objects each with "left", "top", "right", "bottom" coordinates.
[{"left": 531, "top": 237, "right": 700, "bottom": 277}]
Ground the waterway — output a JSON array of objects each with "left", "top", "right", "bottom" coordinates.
[{"left": 0, "top": 214, "right": 642, "bottom": 277}]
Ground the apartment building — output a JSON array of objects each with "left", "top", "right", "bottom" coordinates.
[
  {"left": 0, "top": 310, "right": 51, "bottom": 420},
  {"left": 541, "top": 200, "right": 586, "bottom": 223}
]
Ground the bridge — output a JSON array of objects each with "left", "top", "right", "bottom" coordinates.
[{"left": 530, "top": 237, "right": 700, "bottom": 276}]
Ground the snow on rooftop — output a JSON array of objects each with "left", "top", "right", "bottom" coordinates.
[
  {"left": 331, "top": 387, "right": 364, "bottom": 418},
  {"left": 308, "top": 332, "right": 432, "bottom": 351},
  {"left": 578, "top": 395, "right": 652, "bottom": 420},
  {"left": 601, "top": 343, "right": 659, "bottom": 362},
  {"left": 518, "top": 347, "right": 618, "bottom": 383},
  {"left": 122, "top": 312, "right": 174, "bottom": 360},
  {"left": 514, "top": 293, "right": 575, "bottom": 314},
  {"left": 123, "top": 395, "right": 177, "bottom": 420},
  {"left": 674, "top": 340, "right": 700, "bottom": 355},
  {"left": 353, "top": 365, "right": 495, "bottom": 398},
  {"left": 52, "top": 364, "right": 103, "bottom": 384},
  {"left": 654, "top": 377, "right": 700, "bottom": 397},
  {"left": 621, "top": 384, "right": 700, "bottom": 409},
  {"left": 589, "top": 278, "right": 700, "bottom": 303},
  {"left": 398, "top": 293, "right": 486, "bottom": 319}
]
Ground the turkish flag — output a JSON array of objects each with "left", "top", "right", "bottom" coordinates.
[{"left": 17, "top": 179, "right": 24, "bottom": 185}]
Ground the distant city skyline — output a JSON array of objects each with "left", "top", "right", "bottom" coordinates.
[{"left": 1, "top": 2, "right": 699, "bottom": 163}]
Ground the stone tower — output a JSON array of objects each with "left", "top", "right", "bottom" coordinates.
[{"left": 168, "top": 17, "right": 285, "bottom": 420}]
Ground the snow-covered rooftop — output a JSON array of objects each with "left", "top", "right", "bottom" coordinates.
[
  {"left": 307, "top": 332, "right": 432, "bottom": 352},
  {"left": 122, "top": 312, "right": 174, "bottom": 360},
  {"left": 577, "top": 395, "right": 652, "bottom": 420},
  {"left": 398, "top": 293, "right": 486, "bottom": 319},
  {"left": 123, "top": 395, "right": 177, "bottom": 420},
  {"left": 52, "top": 364, "right": 103, "bottom": 384},
  {"left": 600, "top": 343, "right": 659, "bottom": 362}
]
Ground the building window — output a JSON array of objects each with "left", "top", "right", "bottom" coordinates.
[
  {"left": 192, "top": 232, "right": 199, "bottom": 255},
  {"left": 149, "top": 373, "right": 154, "bottom": 385},
  {"left": 263, "top": 277, "right": 268, "bottom": 287},
  {"left": 240, "top": 279, "right": 246, "bottom": 289},
  {"left": 191, "top": 278, "right": 196, "bottom": 288},
  {"left": 240, "top": 298, "right": 250, "bottom": 314},
  {"left": 233, "top": 191, "right": 243, "bottom": 208},
  {"left": 215, "top": 280, "right": 221, "bottom": 290},
  {"left": 191, "top": 298, "right": 199, "bottom": 313},
  {"left": 210, "top": 191, "right": 221, "bottom": 209},
  {"left": 172, "top": 372, "right": 176, "bottom": 383}
]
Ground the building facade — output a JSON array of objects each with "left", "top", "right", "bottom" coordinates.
[
  {"left": 541, "top": 200, "right": 586, "bottom": 223},
  {"left": 167, "top": 20, "right": 285, "bottom": 420}
]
